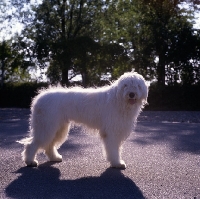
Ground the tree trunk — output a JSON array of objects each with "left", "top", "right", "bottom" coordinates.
[
  {"left": 60, "top": 0, "right": 68, "bottom": 86},
  {"left": 157, "top": 53, "right": 166, "bottom": 108},
  {"left": 61, "top": 65, "right": 69, "bottom": 86},
  {"left": 61, "top": 57, "right": 70, "bottom": 86},
  {"left": 81, "top": 71, "right": 89, "bottom": 88},
  {"left": 81, "top": 52, "right": 89, "bottom": 88},
  {"left": 157, "top": 53, "right": 166, "bottom": 87}
]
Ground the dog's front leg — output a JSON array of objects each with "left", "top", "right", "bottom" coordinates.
[{"left": 101, "top": 133, "right": 126, "bottom": 169}]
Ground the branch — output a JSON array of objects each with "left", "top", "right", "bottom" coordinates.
[
  {"left": 73, "top": 0, "right": 84, "bottom": 38},
  {"left": 67, "top": 3, "right": 75, "bottom": 39}
]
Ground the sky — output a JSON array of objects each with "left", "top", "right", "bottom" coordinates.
[{"left": 194, "top": 13, "right": 200, "bottom": 29}]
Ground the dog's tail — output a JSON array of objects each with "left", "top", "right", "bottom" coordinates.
[{"left": 17, "top": 137, "right": 33, "bottom": 145}]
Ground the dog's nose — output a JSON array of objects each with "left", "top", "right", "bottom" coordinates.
[{"left": 129, "top": 92, "right": 135, "bottom": 98}]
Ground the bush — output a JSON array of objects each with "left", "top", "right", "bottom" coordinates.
[
  {"left": 0, "top": 82, "right": 200, "bottom": 110},
  {"left": 145, "top": 83, "right": 200, "bottom": 111},
  {"left": 0, "top": 82, "right": 48, "bottom": 108}
]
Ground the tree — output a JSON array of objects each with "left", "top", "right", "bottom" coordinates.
[
  {"left": 0, "top": 0, "right": 32, "bottom": 41},
  {"left": 5, "top": 0, "right": 199, "bottom": 86},
  {"left": 99, "top": 0, "right": 200, "bottom": 85},
  {"left": 0, "top": 38, "right": 32, "bottom": 86},
  {"left": 129, "top": 0, "right": 200, "bottom": 86},
  {"left": 46, "top": 36, "right": 100, "bottom": 86},
  {"left": 22, "top": 0, "right": 107, "bottom": 85},
  {"left": 0, "top": 41, "right": 9, "bottom": 86}
]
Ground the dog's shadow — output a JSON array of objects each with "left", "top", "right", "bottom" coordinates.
[{"left": 6, "top": 162, "right": 145, "bottom": 199}]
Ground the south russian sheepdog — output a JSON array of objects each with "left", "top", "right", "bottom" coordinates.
[{"left": 18, "top": 72, "right": 149, "bottom": 169}]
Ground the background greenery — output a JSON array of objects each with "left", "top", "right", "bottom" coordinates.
[
  {"left": 0, "top": 0, "right": 200, "bottom": 110},
  {"left": 0, "top": 83, "right": 200, "bottom": 110}
]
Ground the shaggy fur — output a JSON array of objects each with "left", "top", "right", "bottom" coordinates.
[{"left": 18, "top": 72, "right": 149, "bottom": 169}]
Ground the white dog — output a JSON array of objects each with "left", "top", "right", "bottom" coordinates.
[{"left": 18, "top": 72, "right": 148, "bottom": 169}]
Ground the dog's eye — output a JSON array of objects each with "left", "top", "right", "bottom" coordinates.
[{"left": 138, "top": 84, "right": 143, "bottom": 90}]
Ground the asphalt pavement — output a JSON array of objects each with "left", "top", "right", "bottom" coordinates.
[{"left": 0, "top": 109, "right": 200, "bottom": 199}]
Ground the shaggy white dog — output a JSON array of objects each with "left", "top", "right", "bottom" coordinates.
[{"left": 18, "top": 72, "right": 148, "bottom": 169}]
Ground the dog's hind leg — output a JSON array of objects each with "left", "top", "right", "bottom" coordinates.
[
  {"left": 45, "top": 145, "right": 63, "bottom": 162},
  {"left": 22, "top": 140, "right": 39, "bottom": 167},
  {"left": 101, "top": 132, "right": 126, "bottom": 169},
  {"left": 45, "top": 123, "right": 70, "bottom": 162}
]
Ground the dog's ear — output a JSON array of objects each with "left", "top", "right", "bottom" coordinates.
[
  {"left": 142, "top": 98, "right": 148, "bottom": 106},
  {"left": 116, "top": 81, "right": 124, "bottom": 98},
  {"left": 115, "top": 77, "right": 128, "bottom": 100},
  {"left": 108, "top": 79, "right": 121, "bottom": 100},
  {"left": 138, "top": 80, "right": 149, "bottom": 102}
]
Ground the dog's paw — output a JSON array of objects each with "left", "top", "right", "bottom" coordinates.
[
  {"left": 111, "top": 160, "right": 126, "bottom": 169},
  {"left": 26, "top": 160, "right": 38, "bottom": 167},
  {"left": 49, "top": 155, "right": 62, "bottom": 162}
]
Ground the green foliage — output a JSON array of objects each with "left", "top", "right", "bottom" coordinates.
[
  {"left": 22, "top": 0, "right": 106, "bottom": 85},
  {"left": 21, "top": 0, "right": 134, "bottom": 86},
  {"left": 123, "top": 0, "right": 200, "bottom": 86},
  {"left": 0, "top": 39, "right": 33, "bottom": 86},
  {"left": 1, "top": 0, "right": 200, "bottom": 87}
]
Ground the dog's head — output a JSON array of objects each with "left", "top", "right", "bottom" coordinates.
[{"left": 116, "top": 72, "right": 149, "bottom": 106}]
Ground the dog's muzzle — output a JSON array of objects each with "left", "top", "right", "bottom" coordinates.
[{"left": 128, "top": 92, "right": 137, "bottom": 105}]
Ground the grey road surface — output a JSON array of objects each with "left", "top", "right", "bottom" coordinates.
[{"left": 0, "top": 109, "right": 200, "bottom": 199}]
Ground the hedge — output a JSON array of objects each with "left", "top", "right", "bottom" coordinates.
[
  {"left": 0, "top": 82, "right": 48, "bottom": 108},
  {"left": 0, "top": 82, "right": 200, "bottom": 110},
  {"left": 145, "top": 84, "right": 200, "bottom": 111}
]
